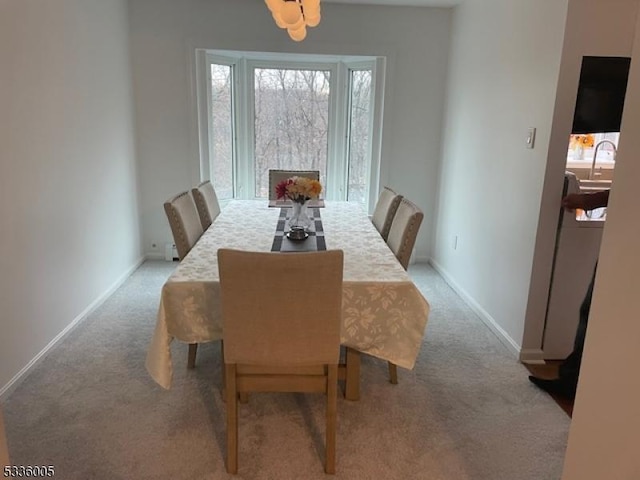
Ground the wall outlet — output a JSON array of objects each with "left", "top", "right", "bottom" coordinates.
[{"left": 165, "top": 243, "right": 179, "bottom": 262}]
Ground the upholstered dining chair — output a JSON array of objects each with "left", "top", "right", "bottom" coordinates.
[
  {"left": 191, "top": 180, "right": 221, "bottom": 230},
  {"left": 387, "top": 198, "right": 424, "bottom": 271},
  {"left": 163, "top": 191, "right": 205, "bottom": 369},
  {"left": 218, "top": 249, "right": 343, "bottom": 475},
  {"left": 384, "top": 198, "right": 424, "bottom": 383},
  {"left": 268, "top": 169, "right": 320, "bottom": 200},
  {"left": 371, "top": 186, "right": 403, "bottom": 241}
]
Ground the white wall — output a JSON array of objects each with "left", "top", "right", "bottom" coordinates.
[
  {"left": 432, "top": 0, "right": 568, "bottom": 353},
  {"left": 523, "top": 0, "right": 639, "bottom": 359},
  {"left": 128, "top": 0, "right": 452, "bottom": 261},
  {"left": 562, "top": 7, "right": 640, "bottom": 477},
  {"left": 0, "top": 0, "right": 142, "bottom": 394}
]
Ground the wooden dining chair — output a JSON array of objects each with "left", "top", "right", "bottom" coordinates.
[
  {"left": 218, "top": 249, "right": 343, "bottom": 475},
  {"left": 371, "top": 186, "right": 403, "bottom": 241},
  {"left": 191, "top": 180, "right": 221, "bottom": 230},
  {"left": 384, "top": 198, "right": 424, "bottom": 383},
  {"left": 163, "top": 191, "right": 204, "bottom": 368},
  {"left": 268, "top": 169, "right": 320, "bottom": 200}
]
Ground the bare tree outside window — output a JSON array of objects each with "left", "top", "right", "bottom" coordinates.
[
  {"left": 254, "top": 68, "right": 330, "bottom": 198},
  {"left": 347, "top": 70, "right": 372, "bottom": 204},
  {"left": 210, "top": 64, "right": 234, "bottom": 199}
]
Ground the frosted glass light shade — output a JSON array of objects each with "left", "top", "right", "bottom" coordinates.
[
  {"left": 288, "top": 24, "right": 307, "bottom": 41},
  {"left": 266, "top": 0, "right": 320, "bottom": 40},
  {"left": 265, "top": 0, "right": 282, "bottom": 13},
  {"left": 302, "top": 0, "right": 320, "bottom": 16},
  {"left": 281, "top": 1, "right": 303, "bottom": 26},
  {"left": 289, "top": 15, "right": 305, "bottom": 30},
  {"left": 272, "top": 12, "right": 287, "bottom": 28},
  {"left": 305, "top": 13, "right": 320, "bottom": 27}
]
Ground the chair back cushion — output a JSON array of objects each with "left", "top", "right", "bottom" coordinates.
[
  {"left": 192, "top": 180, "right": 221, "bottom": 230},
  {"left": 268, "top": 170, "right": 320, "bottom": 200},
  {"left": 386, "top": 198, "right": 424, "bottom": 270},
  {"left": 163, "top": 191, "right": 204, "bottom": 260},
  {"left": 218, "top": 249, "right": 343, "bottom": 366},
  {"left": 371, "top": 187, "right": 403, "bottom": 241}
]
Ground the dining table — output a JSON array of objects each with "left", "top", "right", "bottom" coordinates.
[{"left": 146, "top": 200, "right": 430, "bottom": 400}]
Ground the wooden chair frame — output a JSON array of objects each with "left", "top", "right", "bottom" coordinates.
[{"left": 218, "top": 249, "right": 343, "bottom": 474}]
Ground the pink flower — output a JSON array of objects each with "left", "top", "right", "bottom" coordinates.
[
  {"left": 275, "top": 176, "right": 322, "bottom": 201},
  {"left": 275, "top": 179, "right": 292, "bottom": 199}
]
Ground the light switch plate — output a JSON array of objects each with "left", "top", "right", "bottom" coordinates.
[{"left": 526, "top": 127, "right": 536, "bottom": 149}]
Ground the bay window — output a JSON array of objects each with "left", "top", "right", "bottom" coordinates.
[{"left": 196, "top": 50, "right": 384, "bottom": 210}]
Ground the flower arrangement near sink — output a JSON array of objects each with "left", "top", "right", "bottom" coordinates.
[
  {"left": 569, "top": 134, "right": 595, "bottom": 149},
  {"left": 569, "top": 134, "right": 595, "bottom": 159}
]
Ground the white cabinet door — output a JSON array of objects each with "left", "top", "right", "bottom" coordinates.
[{"left": 543, "top": 223, "right": 602, "bottom": 359}]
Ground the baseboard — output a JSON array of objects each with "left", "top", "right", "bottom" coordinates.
[
  {"left": 145, "top": 251, "right": 165, "bottom": 261},
  {"left": 428, "top": 258, "right": 522, "bottom": 358},
  {"left": 413, "top": 254, "right": 430, "bottom": 264},
  {"left": 519, "top": 349, "right": 546, "bottom": 364},
  {"left": 0, "top": 256, "right": 146, "bottom": 400}
]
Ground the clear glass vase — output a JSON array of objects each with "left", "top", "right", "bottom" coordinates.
[
  {"left": 289, "top": 200, "right": 311, "bottom": 229},
  {"left": 573, "top": 145, "right": 584, "bottom": 160}
]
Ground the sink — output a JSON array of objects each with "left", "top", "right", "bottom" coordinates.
[
  {"left": 579, "top": 179, "right": 612, "bottom": 192},
  {"left": 566, "top": 166, "right": 615, "bottom": 181}
]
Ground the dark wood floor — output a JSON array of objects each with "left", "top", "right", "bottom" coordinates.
[{"left": 525, "top": 361, "right": 574, "bottom": 417}]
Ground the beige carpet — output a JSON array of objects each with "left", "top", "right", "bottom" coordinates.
[{"left": 1, "top": 261, "right": 569, "bottom": 479}]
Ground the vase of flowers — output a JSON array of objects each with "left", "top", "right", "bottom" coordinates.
[
  {"left": 275, "top": 175, "right": 322, "bottom": 229},
  {"left": 290, "top": 201, "right": 311, "bottom": 229},
  {"left": 569, "top": 134, "right": 595, "bottom": 160}
]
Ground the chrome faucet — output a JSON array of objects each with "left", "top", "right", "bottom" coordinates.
[{"left": 590, "top": 140, "right": 617, "bottom": 180}]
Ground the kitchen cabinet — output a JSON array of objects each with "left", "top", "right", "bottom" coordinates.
[{"left": 542, "top": 173, "right": 606, "bottom": 359}]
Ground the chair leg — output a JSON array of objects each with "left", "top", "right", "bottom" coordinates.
[
  {"left": 221, "top": 342, "right": 246, "bottom": 404},
  {"left": 325, "top": 364, "right": 338, "bottom": 474},
  {"left": 345, "top": 348, "right": 361, "bottom": 401},
  {"left": 226, "top": 364, "right": 238, "bottom": 474},
  {"left": 388, "top": 362, "right": 398, "bottom": 384},
  {"left": 187, "top": 343, "right": 198, "bottom": 369},
  {"left": 220, "top": 342, "right": 226, "bottom": 400}
]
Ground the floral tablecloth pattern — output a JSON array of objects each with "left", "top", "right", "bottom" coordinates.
[{"left": 146, "top": 200, "right": 430, "bottom": 389}]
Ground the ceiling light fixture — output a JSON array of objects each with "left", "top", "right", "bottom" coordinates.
[{"left": 264, "top": 0, "right": 321, "bottom": 42}]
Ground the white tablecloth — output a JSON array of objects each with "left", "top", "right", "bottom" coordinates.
[{"left": 146, "top": 200, "right": 430, "bottom": 388}]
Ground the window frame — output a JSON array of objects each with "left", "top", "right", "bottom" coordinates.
[
  {"left": 195, "top": 49, "right": 384, "bottom": 209},
  {"left": 345, "top": 63, "right": 377, "bottom": 205},
  {"left": 246, "top": 59, "right": 338, "bottom": 200}
]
